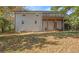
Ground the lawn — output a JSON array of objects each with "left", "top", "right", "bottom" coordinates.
[{"left": 0, "top": 31, "right": 79, "bottom": 53}]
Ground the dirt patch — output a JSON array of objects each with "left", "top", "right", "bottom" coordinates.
[
  {"left": 0, "top": 31, "right": 79, "bottom": 53},
  {"left": 18, "top": 36, "right": 79, "bottom": 53}
]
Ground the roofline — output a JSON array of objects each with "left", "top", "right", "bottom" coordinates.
[
  {"left": 15, "top": 11, "right": 65, "bottom": 14},
  {"left": 15, "top": 10, "right": 57, "bottom": 12},
  {"left": 15, "top": 10, "right": 58, "bottom": 12}
]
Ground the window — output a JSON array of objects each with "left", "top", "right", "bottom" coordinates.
[
  {"left": 35, "top": 21, "right": 37, "bottom": 24},
  {"left": 22, "top": 20, "right": 24, "bottom": 24}
]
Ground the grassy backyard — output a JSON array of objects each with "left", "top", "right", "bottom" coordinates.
[{"left": 0, "top": 31, "right": 79, "bottom": 53}]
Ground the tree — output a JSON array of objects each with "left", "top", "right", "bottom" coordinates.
[
  {"left": 65, "top": 15, "right": 79, "bottom": 31},
  {"left": 0, "top": 6, "right": 25, "bottom": 32},
  {"left": 51, "top": 6, "right": 79, "bottom": 31},
  {"left": 0, "top": 16, "right": 10, "bottom": 32}
]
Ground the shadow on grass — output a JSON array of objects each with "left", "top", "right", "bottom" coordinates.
[
  {"left": 26, "top": 31, "right": 79, "bottom": 39},
  {"left": 0, "top": 35, "right": 60, "bottom": 52}
]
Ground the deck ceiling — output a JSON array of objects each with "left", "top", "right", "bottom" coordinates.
[{"left": 43, "top": 16, "right": 64, "bottom": 21}]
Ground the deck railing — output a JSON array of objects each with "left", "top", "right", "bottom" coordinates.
[{"left": 43, "top": 13, "right": 64, "bottom": 18}]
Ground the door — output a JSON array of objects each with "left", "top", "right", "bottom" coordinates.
[
  {"left": 43, "top": 21, "right": 54, "bottom": 31},
  {"left": 48, "top": 21, "right": 54, "bottom": 30},
  {"left": 54, "top": 21, "right": 57, "bottom": 30},
  {"left": 42, "top": 21, "right": 48, "bottom": 31}
]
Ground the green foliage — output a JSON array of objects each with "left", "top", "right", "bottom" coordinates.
[
  {"left": 0, "top": 16, "right": 11, "bottom": 32},
  {"left": 51, "top": 6, "right": 73, "bottom": 14},
  {"left": 51, "top": 6, "right": 79, "bottom": 31},
  {"left": 0, "top": 6, "right": 24, "bottom": 33},
  {"left": 65, "top": 15, "right": 79, "bottom": 31}
]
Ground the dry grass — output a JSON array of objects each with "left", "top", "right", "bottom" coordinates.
[{"left": 0, "top": 31, "right": 79, "bottom": 53}]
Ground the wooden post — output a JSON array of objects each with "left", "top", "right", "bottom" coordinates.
[
  {"left": 47, "top": 19, "right": 48, "bottom": 31},
  {"left": 41, "top": 19, "right": 44, "bottom": 31},
  {"left": 63, "top": 18, "right": 64, "bottom": 31}
]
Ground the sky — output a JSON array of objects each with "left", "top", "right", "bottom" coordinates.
[
  {"left": 25, "top": 6, "right": 51, "bottom": 11},
  {"left": 24, "top": 6, "right": 73, "bottom": 15},
  {"left": 66, "top": 8, "right": 75, "bottom": 15}
]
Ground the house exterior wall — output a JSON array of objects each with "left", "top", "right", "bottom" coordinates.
[
  {"left": 15, "top": 12, "right": 42, "bottom": 32},
  {"left": 15, "top": 11, "right": 64, "bottom": 32}
]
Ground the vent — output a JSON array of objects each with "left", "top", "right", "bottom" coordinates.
[{"left": 22, "top": 14, "right": 26, "bottom": 16}]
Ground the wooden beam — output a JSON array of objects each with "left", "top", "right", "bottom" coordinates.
[{"left": 43, "top": 16, "right": 63, "bottom": 21}]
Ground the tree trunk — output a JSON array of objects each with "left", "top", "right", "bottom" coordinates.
[{"left": 1, "top": 26, "right": 5, "bottom": 33}]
